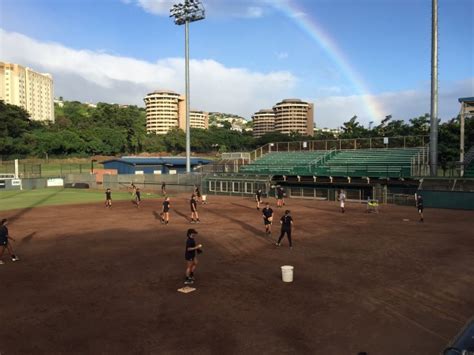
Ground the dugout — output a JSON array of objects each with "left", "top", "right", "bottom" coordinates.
[{"left": 102, "top": 157, "right": 212, "bottom": 175}]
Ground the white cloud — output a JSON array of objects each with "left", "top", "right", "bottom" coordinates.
[
  {"left": 0, "top": 29, "right": 296, "bottom": 118},
  {"left": 245, "top": 6, "right": 264, "bottom": 18},
  {"left": 135, "top": 0, "right": 174, "bottom": 15},
  {"left": 310, "top": 78, "right": 474, "bottom": 128},
  {"left": 128, "top": 0, "right": 271, "bottom": 19},
  {"left": 276, "top": 51, "right": 289, "bottom": 59}
]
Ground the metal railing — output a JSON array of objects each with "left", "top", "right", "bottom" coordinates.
[{"left": 248, "top": 135, "right": 429, "bottom": 162}]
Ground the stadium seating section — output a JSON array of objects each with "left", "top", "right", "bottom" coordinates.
[{"left": 240, "top": 148, "right": 424, "bottom": 178}]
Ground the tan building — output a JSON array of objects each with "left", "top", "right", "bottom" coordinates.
[
  {"left": 273, "top": 99, "right": 314, "bottom": 136},
  {"left": 190, "top": 110, "right": 209, "bottom": 130},
  {"left": 252, "top": 109, "right": 275, "bottom": 138},
  {"left": 144, "top": 90, "right": 208, "bottom": 134},
  {"left": 0, "top": 62, "right": 54, "bottom": 122}
]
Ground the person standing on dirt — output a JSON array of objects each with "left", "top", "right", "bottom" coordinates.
[
  {"left": 276, "top": 186, "right": 284, "bottom": 208},
  {"left": 0, "top": 219, "right": 20, "bottom": 264},
  {"left": 255, "top": 189, "right": 263, "bottom": 210},
  {"left": 161, "top": 197, "right": 171, "bottom": 224},
  {"left": 190, "top": 194, "right": 200, "bottom": 224},
  {"left": 194, "top": 185, "right": 202, "bottom": 204},
  {"left": 161, "top": 182, "right": 166, "bottom": 196},
  {"left": 105, "top": 188, "right": 112, "bottom": 208},
  {"left": 338, "top": 189, "right": 346, "bottom": 213},
  {"left": 135, "top": 188, "right": 142, "bottom": 208},
  {"left": 184, "top": 229, "right": 202, "bottom": 284},
  {"left": 262, "top": 202, "right": 274, "bottom": 234},
  {"left": 416, "top": 194, "right": 424, "bottom": 222},
  {"left": 276, "top": 210, "right": 293, "bottom": 248}
]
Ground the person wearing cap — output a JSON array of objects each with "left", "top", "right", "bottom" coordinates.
[
  {"left": 190, "top": 194, "right": 200, "bottom": 224},
  {"left": 161, "top": 196, "right": 171, "bottom": 224},
  {"left": 262, "top": 202, "right": 274, "bottom": 234},
  {"left": 416, "top": 194, "right": 424, "bottom": 222},
  {"left": 184, "top": 229, "right": 202, "bottom": 284},
  {"left": 0, "top": 219, "right": 20, "bottom": 264},
  {"left": 276, "top": 210, "right": 293, "bottom": 248},
  {"left": 255, "top": 188, "right": 263, "bottom": 210}
]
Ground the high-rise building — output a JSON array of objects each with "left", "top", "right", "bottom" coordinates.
[
  {"left": 0, "top": 62, "right": 54, "bottom": 122},
  {"left": 252, "top": 99, "right": 314, "bottom": 137},
  {"left": 273, "top": 99, "right": 314, "bottom": 136},
  {"left": 144, "top": 90, "right": 208, "bottom": 134},
  {"left": 252, "top": 109, "right": 275, "bottom": 138},
  {"left": 190, "top": 111, "right": 209, "bottom": 130}
]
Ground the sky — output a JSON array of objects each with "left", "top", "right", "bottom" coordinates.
[{"left": 0, "top": 0, "right": 473, "bottom": 128}]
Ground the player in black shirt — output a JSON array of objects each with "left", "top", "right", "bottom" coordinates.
[
  {"left": 184, "top": 229, "right": 203, "bottom": 284},
  {"left": 194, "top": 185, "right": 202, "bottom": 203},
  {"left": 105, "top": 188, "right": 112, "bottom": 208},
  {"left": 276, "top": 186, "right": 284, "bottom": 208},
  {"left": 255, "top": 189, "right": 263, "bottom": 210},
  {"left": 416, "top": 194, "right": 424, "bottom": 222},
  {"left": 0, "top": 219, "right": 20, "bottom": 264},
  {"left": 262, "top": 202, "right": 274, "bottom": 234},
  {"left": 161, "top": 182, "right": 166, "bottom": 196},
  {"left": 161, "top": 197, "right": 171, "bottom": 224},
  {"left": 190, "top": 194, "right": 200, "bottom": 223},
  {"left": 276, "top": 210, "right": 293, "bottom": 248},
  {"left": 135, "top": 188, "right": 141, "bottom": 208}
]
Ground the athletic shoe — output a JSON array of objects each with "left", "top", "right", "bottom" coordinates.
[
  {"left": 196, "top": 220, "right": 200, "bottom": 224},
  {"left": 190, "top": 220, "right": 195, "bottom": 224},
  {"left": 0, "top": 260, "right": 4, "bottom": 265},
  {"left": 12, "top": 256, "right": 20, "bottom": 261},
  {"left": 184, "top": 277, "right": 194, "bottom": 285},
  {"left": 275, "top": 242, "right": 280, "bottom": 247}
]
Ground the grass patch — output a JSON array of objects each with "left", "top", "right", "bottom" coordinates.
[{"left": 0, "top": 188, "right": 160, "bottom": 212}]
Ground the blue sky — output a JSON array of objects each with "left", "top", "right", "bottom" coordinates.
[{"left": 1, "top": 0, "right": 473, "bottom": 128}]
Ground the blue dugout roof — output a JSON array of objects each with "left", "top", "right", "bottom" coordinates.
[
  {"left": 101, "top": 156, "right": 212, "bottom": 166},
  {"left": 458, "top": 97, "right": 474, "bottom": 103}
]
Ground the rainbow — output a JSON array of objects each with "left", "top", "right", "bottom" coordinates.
[{"left": 273, "top": 0, "right": 386, "bottom": 123}]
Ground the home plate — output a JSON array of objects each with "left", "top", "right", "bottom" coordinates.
[
  {"left": 177, "top": 286, "right": 196, "bottom": 293},
  {"left": 403, "top": 218, "right": 410, "bottom": 222}
]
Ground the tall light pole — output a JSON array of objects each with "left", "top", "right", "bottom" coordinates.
[
  {"left": 429, "top": 0, "right": 439, "bottom": 176},
  {"left": 170, "top": 0, "right": 205, "bottom": 173}
]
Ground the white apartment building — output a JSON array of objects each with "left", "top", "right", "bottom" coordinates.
[
  {"left": 252, "top": 99, "right": 314, "bottom": 137},
  {"left": 0, "top": 62, "right": 55, "bottom": 122},
  {"left": 273, "top": 99, "right": 314, "bottom": 136},
  {"left": 252, "top": 109, "right": 275, "bottom": 138},
  {"left": 144, "top": 90, "right": 208, "bottom": 134}
]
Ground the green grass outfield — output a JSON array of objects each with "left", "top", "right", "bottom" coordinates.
[{"left": 0, "top": 188, "right": 161, "bottom": 212}]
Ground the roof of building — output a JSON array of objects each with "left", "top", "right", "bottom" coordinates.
[
  {"left": 458, "top": 97, "right": 474, "bottom": 103},
  {"left": 101, "top": 156, "right": 212, "bottom": 166}
]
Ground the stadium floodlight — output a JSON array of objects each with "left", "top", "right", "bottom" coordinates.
[{"left": 170, "top": 0, "right": 206, "bottom": 173}]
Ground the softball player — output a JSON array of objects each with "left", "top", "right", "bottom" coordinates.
[
  {"left": 184, "top": 229, "right": 203, "bottom": 284},
  {"left": 0, "top": 219, "right": 20, "bottom": 264}
]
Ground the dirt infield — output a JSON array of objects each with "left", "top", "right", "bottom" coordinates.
[{"left": 1, "top": 194, "right": 473, "bottom": 354}]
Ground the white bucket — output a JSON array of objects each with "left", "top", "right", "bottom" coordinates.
[{"left": 281, "top": 265, "right": 294, "bottom": 282}]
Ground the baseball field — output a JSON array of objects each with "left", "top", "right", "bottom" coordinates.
[{"left": 0, "top": 189, "right": 473, "bottom": 354}]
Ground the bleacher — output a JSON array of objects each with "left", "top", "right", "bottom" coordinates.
[
  {"left": 240, "top": 148, "right": 424, "bottom": 178},
  {"left": 319, "top": 148, "right": 422, "bottom": 178},
  {"left": 240, "top": 151, "right": 328, "bottom": 175}
]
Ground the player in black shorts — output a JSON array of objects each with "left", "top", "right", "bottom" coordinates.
[
  {"left": 0, "top": 219, "right": 20, "bottom": 264},
  {"left": 161, "top": 197, "right": 171, "bottom": 224},
  {"left": 105, "top": 188, "right": 112, "bottom": 208},
  {"left": 135, "top": 188, "right": 141, "bottom": 208},
  {"left": 161, "top": 182, "right": 166, "bottom": 196},
  {"left": 190, "top": 194, "right": 200, "bottom": 223},
  {"left": 416, "top": 194, "right": 424, "bottom": 222},
  {"left": 276, "top": 186, "right": 284, "bottom": 208},
  {"left": 194, "top": 185, "right": 202, "bottom": 204},
  {"left": 276, "top": 210, "right": 293, "bottom": 248},
  {"left": 255, "top": 189, "right": 263, "bottom": 210},
  {"left": 184, "top": 229, "right": 203, "bottom": 284},
  {"left": 262, "top": 202, "right": 274, "bottom": 234}
]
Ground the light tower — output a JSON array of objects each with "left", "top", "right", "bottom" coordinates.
[{"left": 170, "top": 0, "right": 206, "bottom": 173}]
